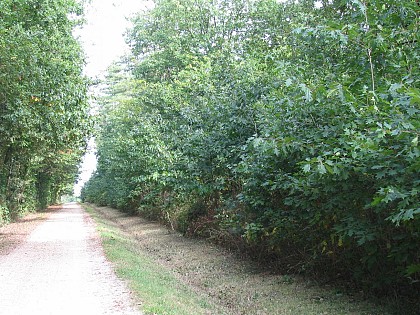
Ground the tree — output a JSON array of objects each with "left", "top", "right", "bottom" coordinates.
[
  {"left": 0, "top": 0, "right": 90, "bottom": 221},
  {"left": 82, "top": 0, "right": 419, "bottom": 296}
]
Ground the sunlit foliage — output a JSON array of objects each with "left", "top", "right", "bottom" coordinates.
[
  {"left": 0, "top": 0, "right": 90, "bottom": 220},
  {"left": 82, "top": 0, "right": 419, "bottom": 295}
]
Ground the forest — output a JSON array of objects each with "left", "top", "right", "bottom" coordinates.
[
  {"left": 81, "top": 0, "right": 419, "bottom": 296},
  {"left": 0, "top": 0, "right": 91, "bottom": 221}
]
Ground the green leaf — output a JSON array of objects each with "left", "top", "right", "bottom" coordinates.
[
  {"left": 299, "top": 83, "right": 313, "bottom": 102},
  {"left": 407, "top": 88, "right": 420, "bottom": 105},
  {"left": 350, "top": 0, "right": 366, "bottom": 15},
  {"left": 324, "top": 164, "right": 334, "bottom": 175},
  {"left": 411, "top": 136, "right": 418, "bottom": 147},
  {"left": 318, "top": 163, "right": 327, "bottom": 175},
  {"left": 406, "top": 264, "right": 420, "bottom": 276}
]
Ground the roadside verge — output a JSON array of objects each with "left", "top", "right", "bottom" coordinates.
[
  {"left": 84, "top": 203, "right": 398, "bottom": 315},
  {"left": 0, "top": 206, "right": 58, "bottom": 255}
]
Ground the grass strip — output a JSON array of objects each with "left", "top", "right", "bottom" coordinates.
[
  {"left": 83, "top": 204, "right": 221, "bottom": 315},
  {"left": 84, "top": 204, "right": 411, "bottom": 315}
]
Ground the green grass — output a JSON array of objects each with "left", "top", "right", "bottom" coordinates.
[
  {"left": 83, "top": 204, "right": 414, "bottom": 315},
  {"left": 83, "top": 204, "right": 221, "bottom": 315}
]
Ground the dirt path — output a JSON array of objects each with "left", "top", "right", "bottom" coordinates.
[{"left": 0, "top": 203, "right": 140, "bottom": 315}]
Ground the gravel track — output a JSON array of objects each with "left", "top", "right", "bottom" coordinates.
[{"left": 0, "top": 203, "right": 141, "bottom": 315}]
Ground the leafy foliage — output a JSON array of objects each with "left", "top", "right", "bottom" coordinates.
[
  {"left": 82, "top": 0, "right": 419, "bottom": 297},
  {"left": 0, "top": 0, "right": 90, "bottom": 220}
]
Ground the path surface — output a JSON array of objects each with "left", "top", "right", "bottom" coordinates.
[{"left": 0, "top": 203, "right": 140, "bottom": 315}]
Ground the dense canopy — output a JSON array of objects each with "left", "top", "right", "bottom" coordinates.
[
  {"left": 81, "top": 0, "right": 419, "bottom": 295},
  {"left": 0, "top": 0, "right": 90, "bottom": 221}
]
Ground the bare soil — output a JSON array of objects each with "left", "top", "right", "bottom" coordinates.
[
  {"left": 0, "top": 206, "right": 55, "bottom": 255},
  {"left": 91, "top": 205, "right": 390, "bottom": 315},
  {"left": 0, "top": 203, "right": 140, "bottom": 315}
]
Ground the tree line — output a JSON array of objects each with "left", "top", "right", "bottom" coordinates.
[
  {"left": 0, "top": 0, "right": 90, "bottom": 222},
  {"left": 81, "top": 0, "right": 419, "bottom": 297}
]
